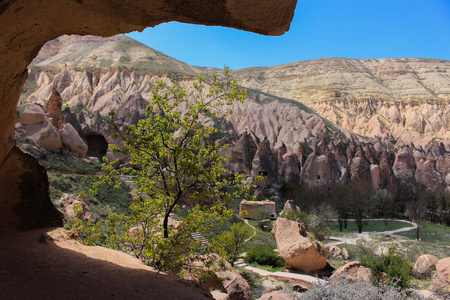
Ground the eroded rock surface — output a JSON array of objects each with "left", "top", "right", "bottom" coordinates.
[
  {"left": 329, "top": 261, "right": 372, "bottom": 282},
  {"left": 271, "top": 217, "right": 328, "bottom": 273}
]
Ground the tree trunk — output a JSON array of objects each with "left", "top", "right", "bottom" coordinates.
[
  {"left": 416, "top": 223, "right": 420, "bottom": 241},
  {"left": 338, "top": 218, "right": 343, "bottom": 232}
]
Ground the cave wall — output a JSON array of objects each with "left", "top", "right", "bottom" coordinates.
[{"left": 0, "top": 0, "right": 296, "bottom": 230}]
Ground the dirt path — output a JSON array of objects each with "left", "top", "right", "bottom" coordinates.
[
  {"left": 242, "top": 218, "right": 256, "bottom": 243},
  {"left": 325, "top": 219, "right": 418, "bottom": 247}
]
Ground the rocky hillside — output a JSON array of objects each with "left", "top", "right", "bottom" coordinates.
[
  {"left": 17, "top": 35, "right": 450, "bottom": 195},
  {"left": 231, "top": 58, "right": 450, "bottom": 147}
]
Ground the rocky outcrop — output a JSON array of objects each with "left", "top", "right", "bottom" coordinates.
[
  {"left": 215, "top": 268, "right": 252, "bottom": 300},
  {"left": 56, "top": 193, "right": 91, "bottom": 221},
  {"left": 0, "top": 147, "right": 63, "bottom": 231},
  {"left": 271, "top": 217, "right": 329, "bottom": 273},
  {"left": 329, "top": 261, "right": 372, "bottom": 282},
  {"left": 15, "top": 104, "right": 62, "bottom": 152},
  {"left": 430, "top": 257, "right": 450, "bottom": 293},
  {"left": 46, "top": 88, "right": 63, "bottom": 128},
  {"left": 252, "top": 137, "right": 279, "bottom": 187},
  {"left": 231, "top": 58, "right": 450, "bottom": 148}
]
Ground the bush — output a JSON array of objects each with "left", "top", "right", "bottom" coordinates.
[
  {"left": 359, "top": 246, "right": 412, "bottom": 289},
  {"left": 245, "top": 245, "right": 284, "bottom": 267},
  {"left": 302, "top": 280, "right": 423, "bottom": 300}
]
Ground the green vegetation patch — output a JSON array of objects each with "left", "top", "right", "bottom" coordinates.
[
  {"left": 48, "top": 173, "right": 131, "bottom": 220},
  {"left": 246, "top": 220, "right": 277, "bottom": 250}
]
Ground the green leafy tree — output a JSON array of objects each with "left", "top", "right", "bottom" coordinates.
[
  {"left": 328, "top": 182, "right": 351, "bottom": 231},
  {"left": 348, "top": 181, "right": 373, "bottom": 233},
  {"left": 213, "top": 222, "right": 253, "bottom": 265},
  {"left": 405, "top": 188, "right": 428, "bottom": 241},
  {"left": 371, "top": 189, "right": 394, "bottom": 224},
  {"left": 81, "top": 69, "right": 251, "bottom": 273}
]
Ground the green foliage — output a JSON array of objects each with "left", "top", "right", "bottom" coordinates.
[
  {"left": 212, "top": 222, "right": 253, "bottom": 265},
  {"left": 245, "top": 220, "right": 277, "bottom": 249},
  {"left": 371, "top": 189, "right": 395, "bottom": 221},
  {"left": 70, "top": 203, "right": 103, "bottom": 246},
  {"left": 236, "top": 267, "right": 263, "bottom": 290},
  {"left": 74, "top": 68, "right": 251, "bottom": 274},
  {"left": 15, "top": 137, "right": 102, "bottom": 173},
  {"left": 48, "top": 173, "right": 132, "bottom": 219},
  {"left": 245, "top": 245, "right": 284, "bottom": 267},
  {"left": 359, "top": 246, "right": 412, "bottom": 289}
]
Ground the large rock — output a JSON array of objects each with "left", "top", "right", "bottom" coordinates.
[
  {"left": 60, "top": 123, "right": 88, "bottom": 156},
  {"left": 215, "top": 267, "right": 252, "bottom": 300},
  {"left": 413, "top": 254, "right": 439, "bottom": 276},
  {"left": 0, "top": 147, "right": 63, "bottom": 230},
  {"left": 46, "top": 88, "right": 63, "bottom": 128},
  {"left": 328, "top": 245, "right": 342, "bottom": 258},
  {"left": 56, "top": 193, "right": 91, "bottom": 221},
  {"left": 16, "top": 104, "right": 62, "bottom": 152},
  {"left": 271, "top": 217, "right": 329, "bottom": 273},
  {"left": 258, "top": 288, "right": 293, "bottom": 300},
  {"left": 430, "top": 257, "right": 450, "bottom": 293},
  {"left": 329, "top": 261, "right": 372, "bottom": 282}
]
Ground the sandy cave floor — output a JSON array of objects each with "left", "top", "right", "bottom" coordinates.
[{"left": 0, "top": 228, "right": 212, "bottom": 300}]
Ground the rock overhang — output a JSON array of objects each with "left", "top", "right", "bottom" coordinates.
[{"left": 0, "top": 0, "right": 297, "bottom": 231}]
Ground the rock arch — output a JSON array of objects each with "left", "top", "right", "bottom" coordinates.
[{"left": 0, "top": 0, "right": 296, "bottom": 231}]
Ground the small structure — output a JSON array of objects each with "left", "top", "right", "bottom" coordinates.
[{"left": 240, "top": 200, "right": 277, "bottom": 220}]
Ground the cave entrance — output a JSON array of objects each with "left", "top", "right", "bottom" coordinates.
[{"left": 86, "top": 134, "right": 108, "bottom": 162}]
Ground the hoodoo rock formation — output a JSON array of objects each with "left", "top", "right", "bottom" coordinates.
[
  {"left": 17, "top": 34, "right": 450, "bottom": 198},
  {"left": 0, "top": 0, "right": 296, "bottom": 232},
  {"left": 231, "top": 58, "right": 450, "bottom": 148}
]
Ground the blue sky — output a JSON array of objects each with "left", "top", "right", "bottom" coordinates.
[{"left": 126, "top": 0, "right": 450, "bottom": 70}]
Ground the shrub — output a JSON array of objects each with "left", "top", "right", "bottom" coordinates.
[
  {"left": 302, "top": 280, "right": 423, "bottom": 300},
  {"left": 359, "top": 246, "right": 412, "bottom": 289},
  {"left": 245, "top": 245, "right": 283, "bottom": 267}
]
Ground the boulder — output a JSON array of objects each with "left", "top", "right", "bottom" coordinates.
[
  {"left": 271, "top": 217, "right": 329, "bottom": 273},
  {"left": 328, "top": 245, "right": 342, "bottom": 258},
  {"left": 215, "top": 267, "right": 252, "bottom": 300},
  {"left": 258, "top": 288, "right": 293, "bottom": 300},
  {"left": 329, "top": 261, "right": 372, "bottom": 282},
  {"left": 60, "top": 123, "right": 88, "bottom": 156},
  {"left": 20, "top": 104, "right": 46, "bottom": 125},
  {"left": 430, "top": 257, "right": 450, "bottom": 293},
  {"left": 211, "top": 290, "right": 229, "bottom": 300},
  {"left": 413, "top": 254, "right": 439, "bottom": 276},
  {"left": 56, "top": 193, "right": 91, "bottom": 221},
  {"left": 16, "top": 104, "right": 62, "bottom": 152},
  {"left": 342, "top": 247, "right": 350, "bottom": 260}
]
